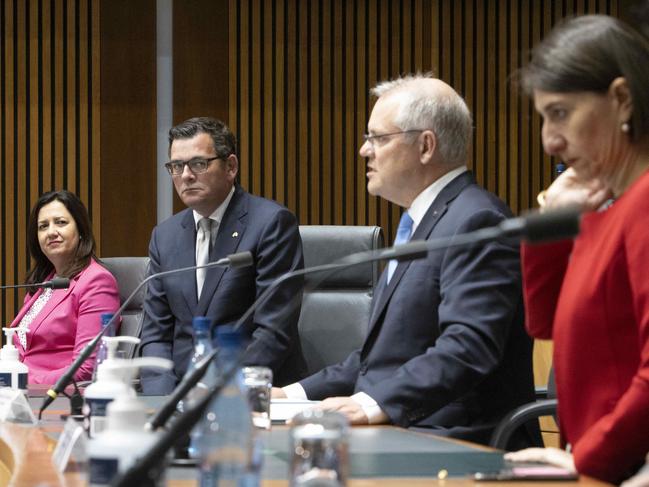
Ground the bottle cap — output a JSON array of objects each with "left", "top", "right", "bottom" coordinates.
[
  {"left": 103, "top": 357, "right": 174, "bottom": 430},
  {"left": 214, "top": 325, "right": 242, "bottom": 349},
  {"left": 95, "top": 336, "right": 141, "bottom": 382},
  {"left": 1, "top": 328, "right": 22, "bottom": 361},
  {"left": 100, "top": 313, "right": 114, "bottom": 327},
  {"left": 192, "top": 316, "right": 211, "bottom": 333}
]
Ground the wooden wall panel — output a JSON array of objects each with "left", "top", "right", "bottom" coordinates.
[
  {"left": 99, "top": 0, "right": 156, "bottom": 256},
  {"left": 1, "top": 0, "right": 100, "bottom": 325},
  {"left": 1, "top": 0, "right": 629, "bottom": 328},
  {"left": 228, "top": 0, "right": 618, "bottom": 244}
]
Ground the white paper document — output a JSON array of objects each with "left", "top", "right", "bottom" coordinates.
[{"left": 270, "top": 398, "right": 320, "bottom": 423}]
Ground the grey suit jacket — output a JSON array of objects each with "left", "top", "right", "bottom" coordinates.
[{"left": 140, "top": 185, "right": 307, "bottom": 394}]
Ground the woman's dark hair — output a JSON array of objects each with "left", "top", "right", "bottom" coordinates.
[
  {"left": 518, "top": 15, "right": 649, "bottom": 142},
  {"left": 25, "top": 190, "right": 96, "bottom": 291}
]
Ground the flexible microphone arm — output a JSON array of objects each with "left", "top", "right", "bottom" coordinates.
[
  {"left": 37, "top": 251, "right": 254, "bottom": 419},
  {"left": 228, "top": 206, "right": 581, "bottom": 335},
  {"left": 0, "top": 277, "right": 71, "bottom": 290},
  {"left": 145, "top": 207, "right": 582, "bottom": 432}
]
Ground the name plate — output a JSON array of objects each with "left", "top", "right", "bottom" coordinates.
[
  {"left": 53, "top": 416, "right": 87, "bottom": 473},
  {"left": 0, "top": 387, "right": 37, "bottom": 425}
]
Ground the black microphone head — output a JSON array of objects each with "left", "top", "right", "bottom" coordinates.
[
  {"left": 227, "top": 251, "right": 254, "bottom": 268},
  {"left": 46, "top": 277, "right": 71, "bottom": 289},
  {"left": 522, "top": 208, "right": 581, "bottom": 243}
]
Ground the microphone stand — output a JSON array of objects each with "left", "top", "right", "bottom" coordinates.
[{"left": 37, "top": 252, "right": 253, "bottom": 419}]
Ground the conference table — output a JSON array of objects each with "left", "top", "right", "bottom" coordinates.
[{"left": 0, "top": 391, "right": 612, "bottom": 487}]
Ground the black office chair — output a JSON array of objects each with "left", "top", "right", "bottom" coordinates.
[
  {"left": 490, "top": 368, "right": 558, "bottom": 450},
  {"left": 101, "top": 256, "right": 150, "bottom": 359},
  {"left": 297, "top": 225, "right": 384, "bottom": 375}
]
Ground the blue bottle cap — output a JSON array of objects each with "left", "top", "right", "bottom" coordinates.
[
  {"left": 192, "top": 316, "right": 211, "bottom": 333},
  {"left": 214, "top": 325, "right": 242, "bottom": 348},
  {"left": 100, "top": 313, "right": 114, "bottom": 326}
]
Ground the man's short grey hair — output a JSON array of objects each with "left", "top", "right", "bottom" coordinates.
[{"left": 371, "top": 73, "right": 473, "bottom": 166}]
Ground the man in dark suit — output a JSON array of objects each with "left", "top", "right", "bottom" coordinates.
[
  {"left": 275, "top": 74, "right": 537, "bottom": 447},
  {"left": 140, "top": 117, "right": 306, "bottom": 394}
]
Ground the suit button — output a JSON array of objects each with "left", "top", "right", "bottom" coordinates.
[{"left": 359, "top": 362, "right": 368, "bottom": 375}]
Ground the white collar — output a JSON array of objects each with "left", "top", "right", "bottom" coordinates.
[{"left": 407, "top": 166, "right": 468, "bottom": 232}]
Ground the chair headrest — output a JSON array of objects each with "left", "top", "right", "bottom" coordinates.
[
  {"left": 101, "top": 257, "right": 150, "bottom": 310},
  {"left": 298, "top": 225, "right": 383, "bottom": 288}
]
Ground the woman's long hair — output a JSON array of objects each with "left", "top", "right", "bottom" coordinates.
[{"left": 25, "top": 190, "right": 96, "bottom": 293}]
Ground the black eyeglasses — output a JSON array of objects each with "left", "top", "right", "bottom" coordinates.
[
  {"left": 164, "top": 157, "right": 221, "bottom": 176},
  {"left": 362, "top": 130, "right": 425, "bottom": 148}
]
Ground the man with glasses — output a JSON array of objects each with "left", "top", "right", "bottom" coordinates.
[
  {"left": 140, "top": 117, "right": 306, "bottom": 394},
  {"left": 275, "top": 74, "right": 538, "bottom": 447}
]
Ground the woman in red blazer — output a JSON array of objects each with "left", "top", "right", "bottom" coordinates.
[
  {"left": 10, "top": 190, "right": 119, "bottom": 384},
  {"left": 504, "top": 15, "right": 649, "bottom": 484}
]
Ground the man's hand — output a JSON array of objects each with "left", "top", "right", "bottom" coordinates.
[
  {"left": 316, "top": 397, "right": 370, "bottom": 425},
  {"left": 504, "top": 447, "right": 576, "bottom": 472},
  {"left": 271, "top": 387, "right": 287, "bottom": 399}
]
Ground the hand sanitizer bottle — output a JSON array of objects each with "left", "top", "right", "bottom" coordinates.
[
  {"left": 83, "top": 335, "right": 141, "bottom": 438},
  {"left": 0, "top": 328, "right": 29, "bottom": 391},
  {"left": 87, "top": 357, "right": 173, "bottom": 487}
]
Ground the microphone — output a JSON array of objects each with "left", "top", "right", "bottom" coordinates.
[
  {"left": 132, "top": 208, "right": 581, "bottom": 452},
  {"left": 0, "top": 277, "right": 71, "bottom": 290},
  {"left": 37, "top": 251, "right": 254, "bottom": 419}
]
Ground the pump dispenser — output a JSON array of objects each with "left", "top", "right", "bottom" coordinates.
[
  {"left": 83, "top": 335, "right": 141, "bottom": 437},
  {"left": 0, "top": 328, "right": 29, "bottom": 391},
  {"left": 87, "top": 357, "right": 172, "bottom": 487}
]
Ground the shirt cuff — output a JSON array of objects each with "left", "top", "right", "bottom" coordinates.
[
  {"left": 351, "top": 392, "right": 389, "bottom": 424},
  {"left": 282, "top": 382, "right": 308, "bottom": 400}
]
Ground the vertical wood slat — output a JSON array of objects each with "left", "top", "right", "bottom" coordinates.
[
  {"left": 1, "top": 0, "right": 99, "bottom": 326},
  {"left": 228, "top": 0, "right": 616, "bottom": 244},
  {"left": 3, "top": 0, "right": 17, "bottom": 323}
]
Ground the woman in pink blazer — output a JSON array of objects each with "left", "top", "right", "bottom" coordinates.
[{"left": 10, "top": 190, "right": 119, "bottom": 384}]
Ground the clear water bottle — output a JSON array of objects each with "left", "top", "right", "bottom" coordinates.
[
  {"left": 93, "top": 313, "right": 115, "bottom": 381},
  {"left": 184, "top": 316, "right": 215, "bottom": 458},
  {"left": 195, "top": 325, "right": 259, "bottom": 487}
]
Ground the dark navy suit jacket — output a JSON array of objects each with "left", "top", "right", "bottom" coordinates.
[
  {"left": 140, "top": 185, "right": 307, "bottom": 394},
  {"left": 300, "top": 172, "right": 537, "bottom": 445}
]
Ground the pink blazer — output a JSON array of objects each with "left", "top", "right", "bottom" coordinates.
[{"left": 10, "top": 258, "right": 120, "bottom": 385}]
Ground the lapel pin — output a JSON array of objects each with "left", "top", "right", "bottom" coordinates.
[{"left": 232, "top": 231, "right": 239, "bottom": 238}]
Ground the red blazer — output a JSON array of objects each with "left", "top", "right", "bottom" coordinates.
[
  {"left": 522, "top": 170, "right": 649, "bottom": 483},
  {"left": 10, "top": 258, "right": 120, "bottom": 384}
]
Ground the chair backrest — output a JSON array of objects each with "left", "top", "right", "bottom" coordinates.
[
  {"left": 101, "top": 256, "right": 150, "bottom": 359},
  {"left": 297, "top": 225, "right": 384, "bottom": 375}
]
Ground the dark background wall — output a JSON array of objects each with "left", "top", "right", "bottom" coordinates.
[{"left": 1, "top": 0, "right": 637, "bottom": 325}]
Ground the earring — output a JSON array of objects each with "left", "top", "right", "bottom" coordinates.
[{"left": 621, "top": 122, "right": 630, "bottom": 133}]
